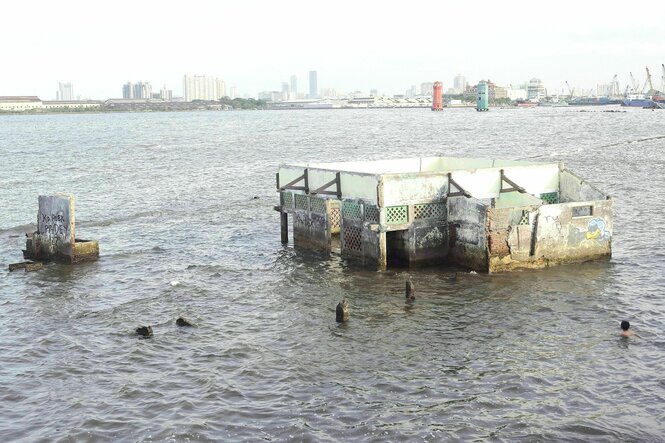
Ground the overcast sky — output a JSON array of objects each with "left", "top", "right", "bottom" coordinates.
[{"left": 3, "top": 0, "right": 665, "bottom": 99}]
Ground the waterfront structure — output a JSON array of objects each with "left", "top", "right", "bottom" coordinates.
[
  {"left": 309, "top": 71, "right": 318, "bottom": 98},
  {"left": 275, "top": 156, "right": 612, "bottom": 273},
  {"left": 57, "top": 82, "right": 74, "bottom": 101},
  {"left": 431, "top": 82, "right": 443, "bottom": 111},
  {"left": 527, "top": 78, "right": 546, "bottom": 101},
  {"left": 183, "top": 75, "right": 226, "bottom": 101},
  {"left": 0, "top": 96, "right": 43, "bottom": 111},
  {"left": 477, "top": 81, "right": 489, "bottom": 111},
  {"left": 290, "top": 75, "right": 297, "bottom": 98}
]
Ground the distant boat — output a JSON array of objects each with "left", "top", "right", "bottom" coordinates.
[
  {"left": 514, "top": 100, "right": 538, "bottom": 108},
  {"left": 568, "top": 97, "right": 621, "bottom": 106},
  {"left": 622, "top": 93, "right": 657, "bottom": 108}
]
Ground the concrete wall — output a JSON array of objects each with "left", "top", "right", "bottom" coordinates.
[
  {"left": 447, "top": 197, "right": 489, "bottom": 271},
  {"left": 33, "top": 195, "right": 76, "bottom": 259},
  {"left": 292, "top": 196, "right": 331, "bottom": 251},
  {"left": 533, "top": 200, "right": 612, "bottom": 262},
  {"left": 489, "top": 199, "right": 612, "bottom": 272},
  {"left": 381, "top": 174, "right": 448, "bottom": 206},
  {"left": 560, "top": 169, "right": 607, "bottom": 202}
]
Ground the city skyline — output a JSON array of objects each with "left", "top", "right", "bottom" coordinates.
[{"left": 2, "top": 0, "right": 665, "bottom": 99}]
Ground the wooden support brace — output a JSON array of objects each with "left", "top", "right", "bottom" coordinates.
[
  {"left": 447, "top": 173, "right": 471, "bottom": 198},
  {"left": 279, "top": 168, "right": 310, "bottom": 193},
  {"left": 310, "top": 172, "right": 341, "bottom": 199},
  {"left": 500, "top": 169, "right": 527, "bottom": 193}
]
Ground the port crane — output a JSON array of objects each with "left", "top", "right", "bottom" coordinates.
[
  {"left": 610, "top": 74, "right": 620, "bottom": 97},
  {"left": 644, "top": 66, "right": 654, "bottom": 94},
  {"left": 629, "top": 72, "right": 640, "bottom": 93},
  {"left": 565, "top": 81, "right": 575, "bottom": 97}
]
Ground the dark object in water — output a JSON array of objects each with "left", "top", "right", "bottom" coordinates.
[
  {"left": 136, "top": 325, "right": 153, "bottom": 338},
  {"left": 8, "top": 261, "right": 43, "bottom": 272},
  {"left": 176, "top": 317, "right": 194, "bottom": 327},
  {"left": 405, "top": 279, "right": 415, "bottom": 300},
  {"left": 336, "top": 299, "right": 349, "bottom": 323}
]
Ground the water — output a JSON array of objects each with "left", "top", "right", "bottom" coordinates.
[{"left": 1, "top": 107, "right": 664, "bottom": 441}]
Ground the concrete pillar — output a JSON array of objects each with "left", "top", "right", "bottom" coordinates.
[
  {"left": 378, "top": 231, "right": 387, "bottom": 270},
  {"left": 281, "top": 212, "right": 288, "bottom": 243}
]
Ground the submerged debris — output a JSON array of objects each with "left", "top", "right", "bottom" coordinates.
[
  {"left": 336, "top": 299, "right": 349, "bottom": 323},
  {"left": 135, "top": 326, "right": 153, "bottom": 338},
  {"left": 405, "top": 279, "right": 415, "bottom": 301},
  {"left": 176, "top": 317, "right": 194, "bottom": 327}
]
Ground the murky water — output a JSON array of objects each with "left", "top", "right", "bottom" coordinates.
[{"left": 1, "top": 107, "right": 664, "bottom": 441}]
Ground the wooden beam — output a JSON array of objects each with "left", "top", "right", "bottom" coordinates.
[
  {"left": 447, "top": 173, "right": 471, "bottom": 198},
  {"left": 310, "top": 172, "right": 341, "bottom": 199},
  {"left": 500, "top": 169, "right": 526, "bottom": 193}
]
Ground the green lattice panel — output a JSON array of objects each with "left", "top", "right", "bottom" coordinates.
[
  {"left": 310, "top": 197, "right": 326, "bottom": 214},
  {"left": 282, "top": 191, "right": 293, "bottom": 208},
  {"left": 295, "top": 194, "right": 309, "bottom": 210},
  {"left": 386, "top": 205, "right": 408, "bottom": 224},
  {"left": 364, "top": 205, "right": 379, "bottom": 223},
  {"left": 342, "top": 201, "right": 362, "bottom": 220},
  {"left": 413, "top": 203, "right": 446, "bottom": 220},
  {"left": 540, "top": 192, "right": 559, "bottom": 204},
  {"left": 519, "top": 210, "right": 530, "bottom": 225}
]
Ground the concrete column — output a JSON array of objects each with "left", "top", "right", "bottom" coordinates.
[
  {"left": 281, "top": 212, "right": 288, "bottom": 243},
  {"left": 378, "top": 231, "right": 387, "bottom": 270}
]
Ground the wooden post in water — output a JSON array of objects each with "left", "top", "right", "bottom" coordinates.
[{"left": 280, "top": 212, "right": 288, "bottom": 244}]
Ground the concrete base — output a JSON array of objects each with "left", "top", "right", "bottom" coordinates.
[{"left": 24, "top": 234, "right": 99, "bottom": 264}]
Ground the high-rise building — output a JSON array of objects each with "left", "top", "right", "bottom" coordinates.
[
  {"left": 122, "top": 82, "right": 134, "bottom": 99},
  {"left": 420, "top": 82, "right": 433, "bottom": 96},
  {"left": 229, "top": 86, "right": 237, "bottom": 99},
  {"left": 453, "top": 74, "right": 467, "bottom": 94},
  {"left": 309, "top": 70, "right": 318, "bottom": 98},
  {"left": 160, "top": 85, "right": 172, "bottom": 101},
  {"left": 183, "top": 75, "right": 227, "bottom": 101},
  {"left": 133, "top": 81, "right": 152, "bottom": 99},
  {"left": 290, "top": 75, "right": 297, "bottom": 96},
  {"left": 57, "top": 82, "right": 74, "bottom": 101}
]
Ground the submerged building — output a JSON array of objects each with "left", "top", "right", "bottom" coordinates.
[{"left": 275, "top": 156, "right": 612, "bottom": 273}]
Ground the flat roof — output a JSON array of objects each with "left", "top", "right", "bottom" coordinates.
[{"left": 283, "top": 156, "right": 559, "bottom": 175}]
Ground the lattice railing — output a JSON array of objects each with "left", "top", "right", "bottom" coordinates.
[
  {"left": 413, "top": 203, "right": 446, "bottom": 220},
  {"left": 342, "top": 201, "right": 362, "bottom": 220},
  {"left": 364, "top": 205, "right": 379, "bottom": 223},
  {"left": 386, "top": 205, "right": 408, "bottom": 224},
  {"left": 343, "top": 225, "right": 362, "bottom": 252},
  {"left": 519, "top": 210, "right": 530, "bottom": 225},
  {"left": 295, "top": 194, "right": 309, "bottom": 210},
  {"left": 310, "top": 196, "right": 326, "bottom": 214},
  {"left": 540, "top": 192, "right": 559, "bottom": 204},
  {"left": 282, "top": 191, "right": 293, "bottom": 209}
]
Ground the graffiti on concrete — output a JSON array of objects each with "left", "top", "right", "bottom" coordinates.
[{"left": 568, "top": 217, "right": 610, "bottom": 246}]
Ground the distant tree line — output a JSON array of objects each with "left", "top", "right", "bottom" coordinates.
[{"left": 219, "top": 97, "right": 267, "bottom": 110}]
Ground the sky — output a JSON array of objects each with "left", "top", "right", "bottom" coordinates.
[{"left": 2, "top": 0, "right": 665, "bottom": 99}]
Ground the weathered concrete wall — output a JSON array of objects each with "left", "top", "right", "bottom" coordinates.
[
  {"left": 447, "top": 197, "right": 489, "bottom": 271},
  {"left": 31, "top": 195, "right": 76, "bottom": 260},
  {"left": 381, "top": 174, "right": 448, "bottom": 206},
  {"left": 293, "top": 208, "right": 331, "bottom": 251},
  {"left": 489, "top": 199, "right": 612, "bottom": 272},
  {"left": 411, "top": 222, "right": 449, "bottom": 265},
  {"left": 533, "top": 200, "right": 612, "bottom": 262},
  {"left": 559, "top": 169, "right": 607, "bottom": 202}
]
